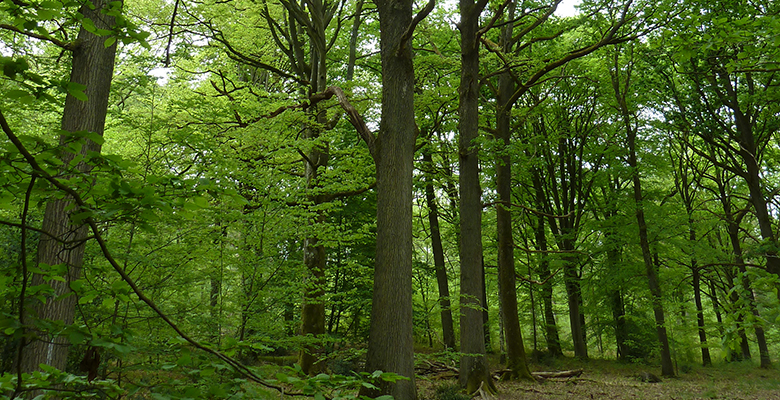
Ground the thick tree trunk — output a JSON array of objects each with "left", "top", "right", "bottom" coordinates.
[
  {"left": 21, "top": 0, "right": 119, "bottom": 374},
  {"left": 361, "top": 0, "right": 417, "bottom": 397},
  {"left": 422, "top": 150, "right": 456, "bottom": 350},
  {"left": 458, "top": 0, "right": 495, "bottom": 393}
]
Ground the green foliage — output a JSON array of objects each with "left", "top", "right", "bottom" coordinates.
[{"left": 433, "top": 382, "right": 470, "bottom": 400}]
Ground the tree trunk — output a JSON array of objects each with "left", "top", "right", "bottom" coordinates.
[
  {"left": 691, "top": 266, "right": 711, "bottom": 366},
  {"left": 360, "top": 0, "right": 417, "bottom": 397},
  {"left": 21, "top": 0, "right": 119, "bottom": 374},
  {"left": 458, "top": 0, "right": 495, "bottom": 393},
  {"left": 532, "top": 170, "right": 562, "bottom": 357},
  {"left": 714, "top": 167, "right": 770, "bottom": 365},
  {"left": 481, "top": 259, "right": 491, "bottom": 351},
  {"left": 562, "top": 253, "right": 587, "bottom": 359},
  {"left": 611, "top": 56, "right": 674, "bottom": 377},
  {"left": 495, "top": 80, "right": 533, "bottom": 378},
  {"left": 299, "top": 45, "right": 330, "bottom": 375},
  {"left": 422, "top": 150, "right": 456, "bottom": 350}
]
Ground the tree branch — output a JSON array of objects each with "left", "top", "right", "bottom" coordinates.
[
  {"left": 397, "top": 0, "right": 436, "bottom": 56},
  {"left": 0, "top": 24, "right": 76, "bottom": 51}
]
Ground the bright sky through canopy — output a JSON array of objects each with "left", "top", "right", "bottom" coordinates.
[{"left": 555, "top": 0, "right": 582, "bottom": 17}]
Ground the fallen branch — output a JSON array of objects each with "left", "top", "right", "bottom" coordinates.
[
  {"left": 492, "top": 368, "right": 583, "bottom": 381},
  {"left": 533, "top": 369, "right": 583, "bottom": 379}
]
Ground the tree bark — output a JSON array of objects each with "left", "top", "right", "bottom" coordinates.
[
  {"left": 458, "top": 0, "right": 496, "bottom": 393},
  {"left": 360, "top": 0, "right": 418, "bottom": 397},
  {"left": 21, "top": 0, "right": 119, "bottom": 374}
]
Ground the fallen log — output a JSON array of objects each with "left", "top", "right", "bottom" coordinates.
[
  {"left": 532, "top": 369, "right": 583, "bottom": 379},
  {"left": 491, "top": 368, "right": 583, "bottom": 381}
]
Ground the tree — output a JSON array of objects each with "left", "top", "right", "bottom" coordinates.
[
  {"left": 361, "top": 0, "right": 433, "bottom": 397},
  {"left": 457, "top": 0, "right": 497, "bottom": 393},
  {"left": 14, "top": 0, "right": 121, "bottom": 374},
  {"left": 609, "top": 45, "right": 675, "bottom": 377}
]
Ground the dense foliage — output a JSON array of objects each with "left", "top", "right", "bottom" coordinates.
[{"left": 0, "top": 0, "right": 778, "bottom": 398}]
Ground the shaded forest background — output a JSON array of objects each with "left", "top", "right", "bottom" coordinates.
[{"left": 0, "top": 0, "right": 779, "bottom": 398}]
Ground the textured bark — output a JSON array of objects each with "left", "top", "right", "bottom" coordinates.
[
  {"left": 360, "top": 0, "right": 418, "bottom": 397},
  {"left": 21, "top": 0, "right": 119, "bottom": 374},
  {"left": 458, "top": 0, "right": 495, "bottom": 393},
  {"left": 422, "top": 150, "right": 456, "bottom": 350}
]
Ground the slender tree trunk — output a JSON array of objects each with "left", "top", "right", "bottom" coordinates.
[
  {"left": 21, "top": 0, "right": 119, "bottom": 374},
  {"left": 611, "top": 55, "right": 674, "bottom": 377},
  {"left": 481, "top": 260, "right": 491, "bottom": 351},
  {"left": 733, "top": 109, "right": 780, "bottom": 284},
  {"left": 494, "top": 17, "right": 533, "bottom": 378},
  {"left": 346, "top": 0, "right": 364, "bottom": 81},
  {"left": 604, "top": 213, "right": 628, "bottom": 360},
  {"left": 458, "top": 0, "right": 495, "bottom": 393},
  {"left": 714, "top": 168, "right": 770, "bottom": 365},
  {"left": 532, "top": 170, "right": 562, "bottom": 357},
  {"left": 691, "top": 265, "right": 711, "bottom": 366},
  {"left": 562, "top": 252, "right": 587, "bottom": 359},
  {"left": 422, "top": 150, "right": 456, "bottom": 350},
  {"left": 361, "top": 0, "right": 417, "bottom": 397}
]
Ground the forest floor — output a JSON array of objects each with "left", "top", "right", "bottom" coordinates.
[{"left": 415, "top": 357, "right": 780, "bottom": 400}]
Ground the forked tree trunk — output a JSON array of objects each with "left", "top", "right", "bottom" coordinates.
[{"left": 21, "top": 0, "right": 119, "bottom": 374}]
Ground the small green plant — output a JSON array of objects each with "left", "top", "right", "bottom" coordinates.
[{"left": 434, "top": 382, "right": 470, "bottom": 400}]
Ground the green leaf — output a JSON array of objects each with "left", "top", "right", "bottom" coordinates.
[
  {"left": 192, "top": 196, "right": 210, "bottom": 208},
  {"left": 104, "top": 36, "right": 117, "bottom": 48},
  {"left": 6, "top": 89, "right": 29, "bottom": 98},
  {"left": 68, "top": 330, "right": 86, "bottom": 345},
  {"left": 67, "top": 82, "right": 88, "bottom": 101}
]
